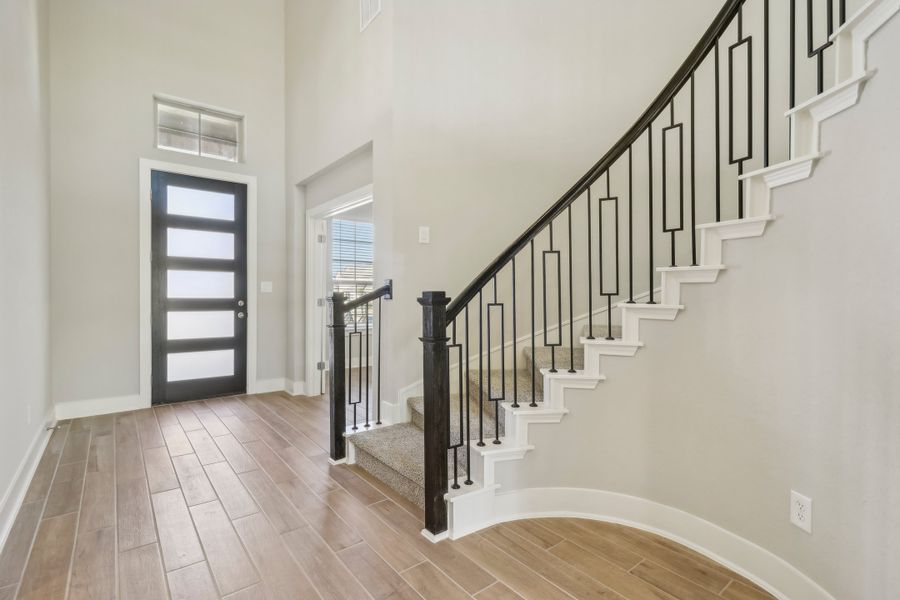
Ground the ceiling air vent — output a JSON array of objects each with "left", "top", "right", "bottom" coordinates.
[{"left": 360, "top": 0, "right": 381, "bottom": 32}]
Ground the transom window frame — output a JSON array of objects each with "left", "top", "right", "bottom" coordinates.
[{"left": 154, "top": 96, "right": 245, "bottom": 164}]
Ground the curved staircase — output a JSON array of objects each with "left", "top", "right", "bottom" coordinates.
[{"left": 330, "top": 1, "right": 899, "bottom": 595}]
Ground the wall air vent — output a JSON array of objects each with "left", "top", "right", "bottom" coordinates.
[{"left": 360, "top": 0, "right": 381, "bottom": 32}]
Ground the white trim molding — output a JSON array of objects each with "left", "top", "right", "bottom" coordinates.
[
  {"left": 460, "top": 488, "right": 835, "bottom": 600},
  {"left": 0, "top": 413, "right": 56, "bottom": 551},
  {"left": 138, "top": 158, "right": 259, "bottom": 406},
  {"left": 304, "top": 185, "right": 374, "bottom": 397},
  {"left": 478, "top": 487, "right": 835, "bottom": 600},
  {"left": 55, "top": 394, "right": 146, "bottom": 421}
]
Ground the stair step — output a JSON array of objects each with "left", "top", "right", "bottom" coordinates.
[
  {"left": 523, "top": 346, "right": 585, "bottom": 370},
  {"left": 348, "top": 423, "right": 463, "bottom": 509},
  {"left": 580, "top": 324, "right": 623, "bottom": 340},
  {"left": 467, "top": 368, "right": 544, "bottom": 412},
  {"left": 408, "top": 395, "right": 505, "bottom": 441}
]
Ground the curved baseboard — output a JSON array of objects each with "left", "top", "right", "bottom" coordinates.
[{"left": 487, "top": 487, "right": 834, "bottom": 600}]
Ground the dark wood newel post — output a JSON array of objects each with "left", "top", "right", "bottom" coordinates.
[
  {"left": 418, "top": 291, "right": 451, "bottom": 537},
  {"left": 327, "top": 292, "right": 347, "bottom": 462}
]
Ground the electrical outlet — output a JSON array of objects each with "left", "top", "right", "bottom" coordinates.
[
  {"left": 790, "top": 490, "right": 812, "bottom": 533},
  {"left": 418, "top": 226, "right": 430, "bottom": 244}
]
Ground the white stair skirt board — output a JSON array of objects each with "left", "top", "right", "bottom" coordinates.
[
  {"left": 428, "top": 3, "right": 900, "bottom": 596},
  {"left": 788, "top": 70, "right": 875, "bottom": 158},
  {"left": 483, "top": 487, "right": 835, "bottom": 600},
  {"left": 0, "top": 414, "right": 55, "bottom": 551},
  {"left": 832, "top": 0, "right": 900, "bottom": 83}
]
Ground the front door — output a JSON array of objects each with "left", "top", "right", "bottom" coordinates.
[{"left": 151, "top": 171, "right": 248, "bottom": 404}]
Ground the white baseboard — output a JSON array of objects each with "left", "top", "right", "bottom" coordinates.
[
  {"left": 482, "top": 487, "right": 834, "bottom": 600},
  {"left": 55, "top": 394, "right": 148, "bottom": 420},
  {"left": 285, "top": 379, "right": 307, "bottom": 397},
  {"left": 251, "top": 377, "right": 287, "bottom": 394},
  {"left": 0, "top": 412, "right": 56, "bottom": 551}
]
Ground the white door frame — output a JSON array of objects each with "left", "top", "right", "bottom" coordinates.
[
  {"left": 305, "top": 185, "right": 373, "bottom": 394},
  {"left": 139, "top": 158, "right": 259, "bottom": 406}
]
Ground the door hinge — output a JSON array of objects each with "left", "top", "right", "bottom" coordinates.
[
  {"left": 316, "top": 361, "right": 326, "bottom": 371},
  {"left": 317, "top": 234, "right": 326, "bottom": 243},
  {"left": 316, "top": 298, "right": 324, "bottom": 307}
]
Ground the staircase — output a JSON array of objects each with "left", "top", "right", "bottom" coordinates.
[{"left": 329, "top": 0, "right": 899, "bottom": 554}]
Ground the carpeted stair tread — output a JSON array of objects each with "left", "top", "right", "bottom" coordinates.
[
  {"left": 349, "top": 422, "right": 464, "bottom": 508},
  {"left": 466, "top": 368, "right": 543, "bottom": 411},
  {"left": 408, "top": 395, "right": 505, "bottom": 440},
  {"left": 348, "top": 423, "right": 427, "bottom": 487}
]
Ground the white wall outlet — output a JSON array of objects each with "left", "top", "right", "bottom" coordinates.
[
  {"left": 418, "top": 226, "right": 430, "bottom": 244},
  {"left": 790, "top": 490, "right": 813, "bottom": 533},
  {"left": 260, "top": 281, "right": 273, "bottom": 293}
]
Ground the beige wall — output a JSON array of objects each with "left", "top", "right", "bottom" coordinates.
[
  {"left": 49, "top": 0, "right": 288, "bottom": 409},
  {"left": 285, "top": 0, "right": 725, "bottom": 397},
  {"left": 0, "top": 0, "right": 52, "bottom": 529},
  {"left": 499, "top": 28, "right": 900, "bottom": 599}
]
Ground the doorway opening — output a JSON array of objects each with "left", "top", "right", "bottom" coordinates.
[{"left": 306, "top": 186, "right": 374, "bottom": 398}]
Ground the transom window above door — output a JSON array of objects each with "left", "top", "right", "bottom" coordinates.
[{"left": 156, "top": 98, "right": 243, "bottom": 163}]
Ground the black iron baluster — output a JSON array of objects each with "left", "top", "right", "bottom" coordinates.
[
  {"left": 487, "top": 276, "right": 504, "bottom": 444},
  {"left": 587, "top": 187, "right": 595, "bottom": 337},
  {"left": 662, "top": 101, "right": 684, "bottom": 268},
  {"left": 449, "top": 319, "right": 464, "bottom": 490},
  {"left": 599, "top": 173, "right": 620, "bottom": 340},
  {"left": 567, "top": 206, "right": 575, "bottom": 373},
  {"left": 464, "top": 304, "right": 472, "bottom": 484},
  {"left": 544, "top": 222, "right": 561, "bottom": 373},
  {"left": 511, "top": 256, "right": 519, "bottom": 409},
  {"left": 764, "top": 0, "right": 770, "bottom": 168},
  {"left": 790, "top": 0, "right": 797, "bottom": 110},
  {"left": 839, "top": 0, "right": 846, "bottom": 25},
  {"left": 365, "top": 301, "right": 370, "bottom": 428},
  {"left": 729, "top": 5, "right": 753, "bottom": 219},
  {"left": 647, "top": 124, "right": 655, "bottom": 303},
  {"left": 376, "top": 296, "right": 382, "bottom": 425},
  {"left": 715, "top": 38, "right": 722, "bottom": 222},
  {"left": 477, "top": 288, "right": 484, "bottom": 447},
  {"left": 530, "top": 239, "right": 537, "bottom": 408},
  {"left": 690, "top": 73, "right": 698, "bottom": 265},
  {"left": 627, "top": 146, "right": 635, "bottom": 303},
  {"left": 808, "top": 0, "right": 834, "bottom": 95}
]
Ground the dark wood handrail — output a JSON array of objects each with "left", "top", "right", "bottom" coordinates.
[
  {"left": 445, "top": 0, "right": 744, "bottom": 321},
  {"left": 342, "top": 280, "right": 393, "bottom": 313}
]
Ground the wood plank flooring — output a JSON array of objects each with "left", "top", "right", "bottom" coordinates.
[{"left": 0, "top": 392, "right": 775, "bottom": 599}]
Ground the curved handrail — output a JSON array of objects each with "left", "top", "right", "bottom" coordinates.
[{"left": 446, "top": 0, "right": 744, "bottom": 320}]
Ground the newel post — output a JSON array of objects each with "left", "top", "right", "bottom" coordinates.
[
  {"left": 327, "top": 292, "right": 347, "bottom": 462},
  {"left": 418, "top": 291, "right": 451, "bottom": 537}
]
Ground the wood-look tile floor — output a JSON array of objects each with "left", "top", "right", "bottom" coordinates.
[{"left": 0, "top": 392, "right": 775, "bottom": 600}]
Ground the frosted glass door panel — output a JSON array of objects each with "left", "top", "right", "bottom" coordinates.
[
  {"left": 167, "top": 349, "right": 234, "bottom": 382},
  {"left": 167, "top": 311, "right": 234, "bottom": 340},
  {"left": 167, "top": 186, "right": 235, "bottom": 221},
  {"left": 167, "top": 228, "right": 234, "bottom": 259},
  {"left": 167, "top": 270, "right": 234, "bottom": 298}
]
